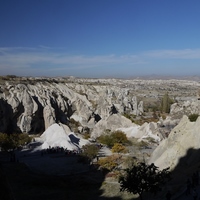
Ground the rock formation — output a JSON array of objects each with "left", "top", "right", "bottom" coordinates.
[
  {"left": 0, "top": 78, "right": 144, "bottom": 134},
  {"left": 170, "top": 100, "right": 200, "bottom": 118},
  {"left": 148, "top": 115, "right": 200, "bottom": 171},
  {"left": 90, "top": 114, "right": 133, "bottom": 138},
  {"left": 1, "top": 76, "right": 200, "bottom": 146},
  {"left": 36, "top": 123, "right": 89, "bottom": 151}
]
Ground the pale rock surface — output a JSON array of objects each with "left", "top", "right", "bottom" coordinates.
[
  {"left": 137, "top": 101, "right": 144, "bottom": 115},
  {"left": 0, "top": 78, "right": 144, "bottom": 133},
  {"left": 36, "top": 123, "right": 89, "bottom": 151},
  {"left": 148, "top": 115, "right": 200, "bottom": 170},
  {"left": 118, "top": 122, "right": 161, "bottom": 142},
  {"left": 90, "top": 114, "right": 133, "bottom": 138},
  {"left": 170, "top": 100, "right": 200, "bottom": 119},
  {"left": 19, "top": 91, "right": 38, "bottom": 132},
  {"left": 135, "top": 122, "right": 161, "bottom": 142},
  {"left": 43, "top": 104, "right": 56, "bottom": 130},
  {"left": 157, "top": 116, "right": 180, "bottom": 134},
  {"left": 117, "top": 125, "right": 140, "bottom": 138}
]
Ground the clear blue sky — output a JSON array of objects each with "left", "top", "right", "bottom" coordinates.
[{"left": 1, "top": 0, "right": 200, "bottom": 78}]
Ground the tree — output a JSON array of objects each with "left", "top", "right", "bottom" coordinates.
[
  {"left": 161, "top": 93, "right": 174, "bottom": 113},
  {"left": 118, "top": 162, "right": 171, "bottom": 200}
]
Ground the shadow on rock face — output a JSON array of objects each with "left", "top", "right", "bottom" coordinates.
[{"left": 69, "top": 133, "right": 80, "bottom": 145}]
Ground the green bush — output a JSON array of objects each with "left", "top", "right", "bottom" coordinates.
[
  {"left": 188, "top": 114, "right": 199, "bottom": 122},
  {"left": 81, "top": 144, "right": 99, "bottom": 162},
  {"left": 111, "top": 131, "right": 129, "bottom": 144},
  {"left": 97, "top": 134, "right": 113, "bottom": 148},
  {"left": 97, "top": 130, "right": 128, "bottom": 148},
  {"left": 0, "top": 133, "right": 31, "bottom": 151}
]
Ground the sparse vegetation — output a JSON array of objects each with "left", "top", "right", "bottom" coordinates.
[
  {"left": 123, "top": 113, "right": 136, "bottom": 122},
  {"left": 131, "top": 115, "right": 160, "bottom": 125}
]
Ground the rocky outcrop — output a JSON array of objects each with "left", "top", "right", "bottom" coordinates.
[
  {"left": 90, "top": 114, "right": 133, "bottom": 138},
  {"left": 43, "top": 104, "right": 56, "bottom": 130},
  {"left": 2, "top": 77, "right": 199, "bottom": 141},
  {"left": 156, "top": 99, "right": 200, "bottom": 136},
  {"left": 148, "top": 115, "right": 200, "bottom": 171},
  {"left": 117, "top": 122, "right": 163, "bottom": 142},
  {"left": 36, "top": 123, "right": 89, "bottom": 151},
  {"left": 0, "top": 79, "right": 143, "bottom": 134},
  {"left": 170, "top": 100, "right": 200, "bottom": 119}
]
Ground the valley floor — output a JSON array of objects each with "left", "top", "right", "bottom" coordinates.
[{"left": 1, "top": 145, "right": 200, "bottom": 200}]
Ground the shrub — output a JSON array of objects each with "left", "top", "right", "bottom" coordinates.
[
  {"left": 81, "top": 144, "right": 99, "bottom": 162},
  {"left": 97, "top": 130, "right": 128, "bottom": 148},
  {"left": 98, "top": 155, "right": 121, "bottom": 172},
  {"left": 188, "top": 114, "right": 199, "bottom": 122},
  {"left": 111, "top": 130, "right": 129, "bottom": 144},
  {"left": 0, "top": 133, "right": 32, "bottom": 151},
  {"left": 97, "top": 134, "right": 114, "bottom": 148},
  {"left": 111, "top": 143, "right": 127, "bottom": 154}
]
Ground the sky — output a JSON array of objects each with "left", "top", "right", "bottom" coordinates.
[{"left": 1, "top": 0, "right": 200, "bottom": 78}]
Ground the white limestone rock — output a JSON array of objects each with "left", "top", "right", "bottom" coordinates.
[
  {"left": 37, "top": 123, "right": 89, "bottom": 150},
  {"left": 43, "top": 104, "right": 56, "bottom": 130},
  {"left": 90, "top": 114, "right": 133, "bottom": 138},
  {"left": 118, "top": 122, "right": 161, "bottom": 142},
  {"left": 148, "top": 115, "right": 200, "bottom": 171},
  {"left": 0, "top": 79, "right": 145, "bottom": 134},
  {"left": 170, "top": 100, "right": 200, "bottom": 118}
]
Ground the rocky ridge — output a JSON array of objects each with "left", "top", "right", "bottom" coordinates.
[
  {"left": 0, "top": 76, "right": 200, "bottom": 142},
  {"left": 0, "top": 77, "right": 144, "bottom": 135}
]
